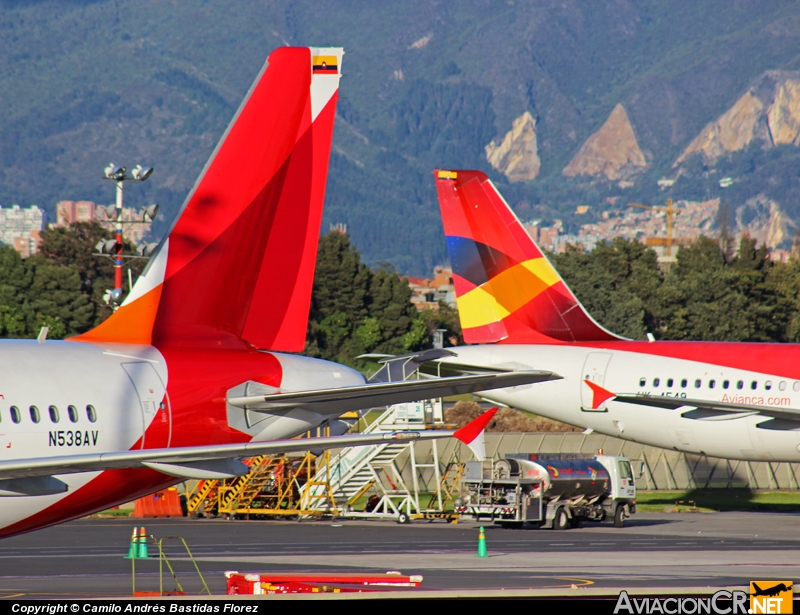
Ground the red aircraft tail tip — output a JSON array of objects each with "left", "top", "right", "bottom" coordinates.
[
  {"left": 454, "top": 407, "right": 498, "bottom": 445},
  {"left": 75, "top": 47, "right": 343, "bottom": 351}
]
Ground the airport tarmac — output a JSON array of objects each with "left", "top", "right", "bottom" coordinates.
[{"left": 0, "top": 511, "right": 797, "bottom": 598}]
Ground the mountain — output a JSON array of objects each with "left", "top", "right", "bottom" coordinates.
[
  {"left": 4, "top": 1, "right": 800, "bottom": 272},
  {"left": 563, "top": 104, "right": 646, "bottom": 181},
  {"left": 485, "top": 112, "right": 540, "bottom": 183},
  {"left": 675, "top": 72, "right": 800, "bottom": 166}
]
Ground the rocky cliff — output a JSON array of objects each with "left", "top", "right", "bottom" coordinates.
[
  {"left": 562, "top": 104, "right": 647, "bottom": 181},
  {"left": 736, "top": 196, "right": 794, "bottom": 249},
  {"left": 675, "top": 71, "right": 800, "bottom": 165},
  {"left": 485, "top": 111, "right": 540, "bottom": 182}
]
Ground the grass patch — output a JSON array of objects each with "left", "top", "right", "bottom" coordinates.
[
  {"left": 636, "top": 490, "right": 800, "bottom": 513},
  {"left": 90, "top": 509, "right": 133, "bottom": 518}
]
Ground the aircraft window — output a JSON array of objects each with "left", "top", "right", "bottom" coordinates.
[
  {"left": 10, "top": 406, "right": 20, "bottom": 424},
  {"left": 723, "top": 380, "right": 730, "bottom": 389},
  {"left": 795, "top": 382, "right": 800, "bottom": 392},
  {"left": 653, "top": 378, "right": 660, "bottom": 387},
  {"left": 639, "top": 378, "right": 646, "bottom": 387},
  {"left": 765, "top": 380, "right": 772, "bottom": 391},
  {"left": 86, "top": 405, "right": 97, "bottom": 423},
  {"left": 737, "top": 380, "right": 744, "bottom": 390},
  {"left": 680, "top": 379, "right": 687, "bottom": 388},
  {"left": 29, "top": 406, "right": 40, "bottom": 424},
  {"left": 667, "top": 378, "right": 674, "bottom": 387},
  {"left": 48, "top": 405, "right": 59, "bottom": 423},
  {"left": 694, "top": 379, "right": 701, "bottom": 388},
  {"left": 67, "top": 405, "right": 78, "bottom": 423},
  {"left": 709, "top": 380, "right": 715, "bottom": 389},
  {"left": 751, "top": 381, "right": 758, "bottom": 390},
  {"left": 779, "top": 381, "right": 787, "bottom": 391}
]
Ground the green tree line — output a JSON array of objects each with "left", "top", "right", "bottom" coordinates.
[
  {"left": 5, "top": 224, "right": 799, "bottom": 355},
  {"left": 0, "top": 222, "right": 144, "bottom": 339},
  {"left": 0, "top": 226, "right": 461, "bottom": 364},
  {"left": 552, "top": 235, "right": 800, "bottom": 342},
  {"left": 304, "top": 231, "right": 461, "bottom": 366}
]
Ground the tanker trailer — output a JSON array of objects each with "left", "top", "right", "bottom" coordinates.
[{"left": 456, "top": 453, "right": 636, "bottom": 529}]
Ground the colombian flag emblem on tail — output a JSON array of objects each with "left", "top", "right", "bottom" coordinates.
[{"left": 313, "top": 55, "right": 338, "bottom": 74}]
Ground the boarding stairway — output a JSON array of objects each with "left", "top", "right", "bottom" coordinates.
[
  {"left": 301, "top": 350, "right": 460, "bottom": 518},
  {"left": 301, "top": 401, "right": 444, "bottom": 516}
]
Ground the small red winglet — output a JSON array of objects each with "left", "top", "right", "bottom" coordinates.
[
  {"left": 454, "top": 407, "right": 498, "bottom": 445},
  {"left": 583, "top": 380, "right": 616, "bottom": 409}
]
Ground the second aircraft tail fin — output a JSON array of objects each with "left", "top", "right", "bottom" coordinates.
[{"left": 434, "top": 170, "right": 623, "bottom": 344}]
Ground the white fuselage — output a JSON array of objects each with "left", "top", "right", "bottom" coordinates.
[
  {"left": 0, "top": 340, "right": 364, "bottom": 536},
  {"left": 443, "top": 344, "right": 800, "bottom": 462}
]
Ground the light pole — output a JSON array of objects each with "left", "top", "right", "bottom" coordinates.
[{"left": 98, "top": 163, "right": 158, "bottom": 306}]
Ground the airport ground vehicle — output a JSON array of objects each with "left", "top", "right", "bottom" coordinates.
[{"left": 456, "top": 453, "right": 636, "bottom": 529}]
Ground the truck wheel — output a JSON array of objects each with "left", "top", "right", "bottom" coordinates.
[
  {"left": 397, "top": 512, "right": 410, "bottom": 524},
  {"left": 613, "top": 505, "right": 625, "bottom": 528},
  {"left": 553, "top": 507, "right": 569, "bottom": 530}
]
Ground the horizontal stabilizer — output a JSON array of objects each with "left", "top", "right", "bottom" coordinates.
[
  {"left": 0, "top": 409, "right": 500, "bottom": 481},
  {"left": 226, "top": 371, "right": 561, "bottom": 415}
]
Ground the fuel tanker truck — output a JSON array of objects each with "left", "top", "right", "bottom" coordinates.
[{"left": 456, "top": 453, "right": 636, "bottom": 529}]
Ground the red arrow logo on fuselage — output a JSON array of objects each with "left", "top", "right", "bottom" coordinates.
[{"left": 583, "top": 380, "right": 616, "bottom": 409}]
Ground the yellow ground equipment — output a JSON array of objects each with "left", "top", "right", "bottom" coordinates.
[{"left": 185, "top": 451, "right": 335, "bottom": 518}]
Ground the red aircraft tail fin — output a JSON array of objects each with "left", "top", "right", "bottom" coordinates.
[
  {"left": 76, "top": 47, "right": 343, "bottom": 350},
  {"left": 434, "top": 170, "right": 623, "bottom": 344}
]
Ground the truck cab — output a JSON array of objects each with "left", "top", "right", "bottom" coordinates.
[{"left": 594, "top": 454, "right": 637, "bottom": 527}]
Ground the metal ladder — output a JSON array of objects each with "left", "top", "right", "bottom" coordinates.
[{"left": 302, "top": 404, "right": 426, "bottom": 512}]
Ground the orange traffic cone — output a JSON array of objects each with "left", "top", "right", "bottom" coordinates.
[{"left": 135, "top": 527, "right": 150, "bottom": 558}]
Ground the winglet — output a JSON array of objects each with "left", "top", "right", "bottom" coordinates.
[
  {"left": 454, "top": 407, "right": 498, "bottom": 460},
  {"left": 583, "top": 380, "right": 616, "bottom": 409}
]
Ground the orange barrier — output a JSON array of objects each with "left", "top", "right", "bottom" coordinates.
[{"left": 132, "top": 488, "right": 183, "bottom": 518}]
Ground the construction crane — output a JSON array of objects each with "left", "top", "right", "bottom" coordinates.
[{"left": 627, "top": 198, "right": 679, "bottom": 256}]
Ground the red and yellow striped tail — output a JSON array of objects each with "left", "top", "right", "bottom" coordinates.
[{"left": 434, "top": 170, "right": 622, "bottom": 344}]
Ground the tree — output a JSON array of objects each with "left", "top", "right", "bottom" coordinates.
[
  {"left": 306, "top": 231, "right": 427, "bottom": 365},
  {"left": 658, "top": 237, "right": 792, "bottom": 342},
  {"left": 551, "top": 238, "right": 663, "bottom": 339},
  {"left": 37, "top": 222, "right": 147, "bottom": 327}
]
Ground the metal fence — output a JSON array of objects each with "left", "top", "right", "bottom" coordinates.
[{"left": 395, "top": 432, "right": 800, "bottom": 491}]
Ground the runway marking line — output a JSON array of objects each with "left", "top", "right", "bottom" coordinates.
[{"left": 557, "top": 577, "right": 594, "bottom": 587}]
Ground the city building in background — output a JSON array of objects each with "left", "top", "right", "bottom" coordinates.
[
  {"left": 0, "top": 205, "right": 46, "bottom": 258},
  {"left": 521, "top": 198, "right": 790, "bottom": 263},
  {"left": 405, "top": 266, "right": 456, "bottom": 310},
  {"left": 54, "top": 200, "right": 151, "bottom": 245}
]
